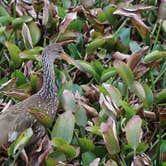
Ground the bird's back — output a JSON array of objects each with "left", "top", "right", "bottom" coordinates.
[{"left": 0, "top": 94, "right": 57, "bottom": 146}]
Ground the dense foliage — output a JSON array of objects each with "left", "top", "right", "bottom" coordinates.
[{"left": 0, "top": 0, "right": 165, "bottom": 165}]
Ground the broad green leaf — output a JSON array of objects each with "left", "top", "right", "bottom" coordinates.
[
  {"left": 5, "top": 42, "right": 22, "bottom": 68},
  {"left": 11, "top": 70, "right": 26, "bottom": 86},
  {"left": 101, "top": 117, "right": 120, "bottom": 155},
  {"left": 75, "top": 105, "right": 87, "bottom": 127},
  {"left": 155, "top": 89, "right": 166, "bottom": 103},
  {"left": 28, "top": 108, "right": 53, "bottom": 128},
  {"left": 0, "top": 16, "right": 13, "bottom": 26},
  {"left": 103, "top": 83, "right": 122, "bottom": 107},
  {"left": 58, "top": 144, "right": 76, "bottom": 160},
  {"left": 114, "top": 60, "right": 134, "bottom": 86},
  {"left": 143, "top": 84, "right": 153, "bottom": 107},
  {"left": 57, "top": 6, "right": 66, "bottom": 18},
  {"left": 77, "top": 60, "right": 99, "bottom": 79},
  {"left": 78, "top": 138, "right": 95, "bottom": 152},
  {"left": 125, "top": 115, "right": 142, "bottom": 150},
  {"left": 12, "top": 16, "right": 32, "bottom": 29},
  {"left": 52, "top": 137, "right": 76, "bottom": 160},
  {"left": 22, "top": 23, "right": 33, "bottom": 49},
  {"left": 104, "top": 5, "right": 117, "bottom": 24},
  {"left": 62, "top": 89, "right": 77, "bottom": 112},
  {"left": 86, "top": 38, "right": 106, "bottom": 54},
  {"left": 144, "top": 50, "right": 166, "bottom": 63},
  {"left": 86, "top": 125, "right": 102, "bottom": 137},
  {"left": 129, "top": 41, "right": 141, "bottom": 53},
  {"left": 19, "top": 46, "right": 43, "bottom": 60},
  {"left": 131, "top": 81, "right": 145, "bottom": 102},
  {"left": 116, "top": 27, "right": 131, "bottom": 47},
  {"left": 28, "top": 21, "right": 41, "bottom": 45},
  {"left": 120, "top": 101, "right": 136, "bottom": 119},
  {"left": 68, "top": 19, "right": 83, "bottom": 32},
  {"left": 82, "top": 152, "right": 96, "bottom": 166},
  {"left": 0, "top": 5, "right": 9, "bottom": 16},
  {"left": 67, "top": 43, "right": 81, "bottom": 59},
  {"left": 51, "top": 111, "right": 75, "bottom": 143},
  {"left": 8, "top": 128, "right": 33, "bottom": 158},
  {"left": 101, "top": 67, "right": 117, "bottom": 82}
]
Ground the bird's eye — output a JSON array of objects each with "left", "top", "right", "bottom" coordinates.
[{"left": 57, "top": 50, "right": 61, "bottom": 53}]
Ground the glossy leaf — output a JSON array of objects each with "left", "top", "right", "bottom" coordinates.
[
  {"left": 144, "top": 50, "right": 166, "bottom": 63},
  {"left": 51, "top": 111, "right": 75, "bottom": 143},
  {"left": 114, "top": 60, "right": 134, "bottom": 86},
  {"left": 101, "top": 117, "right": 120, "bottom": 155},
  {"left": 78, "top": 138, "right": 95, "bottom": 152},
  {"left": 5, "top": 42, "right": 22, "bottom": 68},
  {"left": 22, "top": 23, "right": 33, "bottom": 49},
  {"left": 8, "top": 128, "right": 33, "bottom": 158},
  {"left": 120, "top": 101, "right": 136, "bottom": 119},
  {"left": 155, "top": 89, "right": 166, "bottom": 103},
  {"left": 125, "top": 115, "right": 142, "bottom": 150},
  {"left": 28, "top": 21, "right": 41, "bottom": 45},
  {"left": 62, "top": 89, "right": 77, "bottom": 112}
]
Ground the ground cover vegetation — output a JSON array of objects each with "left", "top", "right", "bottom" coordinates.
[{"left": 0, "top": 0, "right": 165, "bottom": 165}]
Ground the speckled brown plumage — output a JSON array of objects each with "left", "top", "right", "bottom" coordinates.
[{"left": 0, "top": 43, "right": 64, "bottom": 146}]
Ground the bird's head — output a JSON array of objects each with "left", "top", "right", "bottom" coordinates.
[{"left": 43, "top": 43, "right": 67, "bottom": 62}]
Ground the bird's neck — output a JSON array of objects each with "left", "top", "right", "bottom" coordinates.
[{"left": 38, "top": 55, "right": 57, "bottom": 99}]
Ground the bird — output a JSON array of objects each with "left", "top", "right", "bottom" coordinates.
[{"left": 0, "top": 43, "right": 65, "bottom": 146}]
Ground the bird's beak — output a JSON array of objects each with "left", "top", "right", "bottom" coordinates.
[{"left": 61, "top": 51, "right": 76, "bottom": 66}]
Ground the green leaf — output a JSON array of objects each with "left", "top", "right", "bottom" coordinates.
[
  {"left": 86, "top": 125, "right": 102, "bottom": 137},
  {"left": 11, "top": 70, "right": 26, "bottom": 86},
  {"left": 8, "top": 128, "right": 33, "bottom": 159},
  {"left": 0, "top": 5, "right": 9, "bottom": 16},
  {"left": 57, "top": 6, "right": 66, "bottom": 18},
  {"left": 144, "top": 50, "right": 166, "bottom": 63},
  {"left": 28, "top": 21, "right": 41, "bottom": 45},
  {"left": 51, "top": 111, "right": 75, "bottom": 143},
  {"left": 19, "top": 46, "right": 43, "bottom": 60},
  {"left": 143, "top": 84, "right": 153, "bottom": 107},
  {"left": 22, "top": 23, "right": 33, "bottom": 49},
  {"left": 103, "top": 83, "right": 122, "bottom": 107},
  {"left": 125, "top": 115, "right": 142, "bottom": 150},
  {"left": 75, "top": 105, "right": 87, "bottom": 127},
  {"left": 131, "top": 81, "right": 145, "bottom": 102},
  {"left": 5, "top": 42, "right": 22, "bottom": 68},
  {"left": 82, "top": 152, "right": 96, "bottom": 166},
  {"left": 0, "top": 16, "right": 13, "bottom": 26},
  {"left": 62, "top": 89, "right": 77, "bottom": 112},
  {"left": 114, "top": 60, "right": 134, "bottom": 86},
  {"left": 52, "top": 137, "right": 76, "bottom": 160},
  {"left": 101, "top": 117, "right": 120, "bottom": 155},
  {"left": 77, "top": 60, "right": 99, "bottom": 80},
  {"left": 120, "top": 101, "right": 136, "bottom": 119},
  {"left": 78, "top": 138, "right": 95, "bottom": 152},
  {"left": 155, "top": 89, "right": 166, "bottom": 103},
  {"left": 116, "top": 27, "right": 131, "bottom": 47},
  {"left": 101, "top": 67, "right": 117, "bottom": 82},
  {"left": 28, "top": 108, "right": 53, "bottom": 128},
  {"left": 68, "top": 19, "right": 83, "bottom": 32},
  {"left": 86, "top": 37, "right": 106, "bottom": 54}
]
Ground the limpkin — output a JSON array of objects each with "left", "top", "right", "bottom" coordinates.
[{"left": 0, "top": 43, "right": 65, "bottom": 146}]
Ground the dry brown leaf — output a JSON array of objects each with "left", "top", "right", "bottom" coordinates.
[
  {"left": 127, "top": 46, "right": 149, "bottom": 70},
  {"left": 30, "top": 135, "right": 52, "bottom": 166},
  {"left": 114, "top": 8, "right": 149, "bottom": 38},
  {"left": 59, "top": 12, "right": 77, "bottom": 33},
  {"left": 79, "top": 101, "right": 99, "bottom": 117},
  {"left": 112, "top": 51, "right": 130, "bottom": 61}
]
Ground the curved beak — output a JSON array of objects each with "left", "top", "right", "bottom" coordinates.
[{"left": 61, "top": 51, "right": 77, "bottom": 66}]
